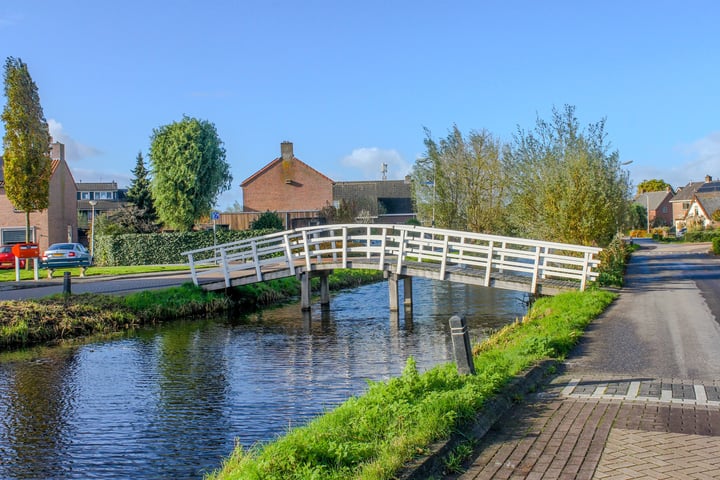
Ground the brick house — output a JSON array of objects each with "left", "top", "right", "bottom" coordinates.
[
  {"left": 634, "top": 187, "right": 674, "bottom": 228},
  {"left": 240, "top": 141, "right": 334, "bottom": 212},
  {"left": 670, "top": 175, "right": 718, "bottom": 230},
  {"left": 682, "top": 176, "right": 720, "bottom": 229},
  {"left": 0, "top": 141, "right": 78, "bottom": 251}
]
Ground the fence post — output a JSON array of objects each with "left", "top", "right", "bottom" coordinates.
[{"left": 449, "top": 315, "right": 475, "bottom": 375}]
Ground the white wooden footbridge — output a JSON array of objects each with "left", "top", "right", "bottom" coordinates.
[{"left": 183, "top": 224, "right": 602, "bottom": 311}]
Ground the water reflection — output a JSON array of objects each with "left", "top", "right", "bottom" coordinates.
[{"left": 0, "top": 279, "right": 526, "bottom": 479}]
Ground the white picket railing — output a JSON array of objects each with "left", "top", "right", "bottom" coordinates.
[{"left": 183, "top": 224, "right": 603, "bottom": 294}]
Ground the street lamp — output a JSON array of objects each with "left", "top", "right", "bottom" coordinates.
[{"left": 89, "top": 200, "right": 97, "bottom": 257}]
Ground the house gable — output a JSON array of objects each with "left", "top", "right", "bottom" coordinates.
[{"left": 240, "top": 142, "right": 334, "bottom": 212}]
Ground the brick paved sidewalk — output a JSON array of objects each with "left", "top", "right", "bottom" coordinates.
[{"left": 455, "top": 376, "right": 720, "bottom": 480}]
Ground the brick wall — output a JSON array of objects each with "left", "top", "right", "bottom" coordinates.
[
  {"left": 47, "top": 159, "right": 78, "bottom": 246},
  {"left": 242, "top": 158, "right": 333, "bottom": 212},
  {"left": 0, "top": 158, "right": 77, "bottom": 251}
]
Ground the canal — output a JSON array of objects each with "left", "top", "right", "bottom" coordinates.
[{"left": 0, "top": 278, "right": 527, "bottom": 479}]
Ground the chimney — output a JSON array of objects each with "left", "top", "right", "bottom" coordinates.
[
  {"left": 281, "top": 141, "right": 294, "bottom": 184},
  {"left": 281, "top": 141, "right": 293, "bottom": 162},
  {"left": 705, "top": 175, "right": 713, "bottom": 183},
  {"left": 50, "top": 141, "right": 65, "bottom": 162}
]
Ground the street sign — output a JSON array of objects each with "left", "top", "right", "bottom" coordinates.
[{"left": 211, "top": 211, "right": 220, "bottom": 221}]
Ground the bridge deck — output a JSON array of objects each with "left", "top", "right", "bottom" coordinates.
[{"left": 184, "top": 224, "right": 601, "bottom": 305}]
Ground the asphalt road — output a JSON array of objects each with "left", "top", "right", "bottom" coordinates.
[
  {"left": 0, "top": 270, "right": 194, "bottom": 301},
  {"left": 566, "top": 239, "right": 720, "bottom": 381}
]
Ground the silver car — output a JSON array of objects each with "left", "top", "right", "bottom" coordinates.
[{"left": 42, "top": 243, "right": 93, "bottom": 266}]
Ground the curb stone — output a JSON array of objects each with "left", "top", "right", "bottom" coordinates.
[{"left": 397, "top": 359, "right": 561, "bottom": 480}]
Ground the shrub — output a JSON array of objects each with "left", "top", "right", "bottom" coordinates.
[
  {"left": 250, "top": 210, "right": 284, "bottom": 230},
  {"left": 684, "top": 228, "right": 720, "bottom": 243},
  {"left": 596, "top": 234, "right": 633, "bottom": 287},
  {"left": 713, "top": 236, "right": 720, "bottom": 255}
]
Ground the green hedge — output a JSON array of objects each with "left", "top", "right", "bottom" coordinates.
[
  {"left": 683, "top": 229, "right": 720, "bottom": 243},
  {"left": 713, "top": 237, "right": 720, "bottom": 255},
  {"left": 94, "top": 229, "right": 278, "bottom": 266}
]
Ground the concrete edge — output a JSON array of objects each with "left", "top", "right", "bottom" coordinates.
[{"left": 396, "top": 359, "right": 560, "bottom": 480}]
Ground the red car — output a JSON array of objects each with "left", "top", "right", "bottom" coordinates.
[{"left": 0, "top": 245, "right": 26, "bottom": 269}]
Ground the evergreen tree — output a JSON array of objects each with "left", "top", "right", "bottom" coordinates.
[
  {"left": 125, "top": 151, "right": 157, "bottom": 223},
  {"left": 1, "top": 57, "right": 52, "bottom": 242},
  {"left": 149, "top": 116, "right": 232, "bottom": 231}
]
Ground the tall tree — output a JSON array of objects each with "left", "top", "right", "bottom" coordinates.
[
  {"left": 125, "top": 151, "right": 157, "bottom": 223},
  {"left": 412, "top": 126, "right": 509, "bottom": 233},
  {"left": 1, "top": 57, "right": 52, "bottom": 242},
  {"left": 506, "top": 105, "right": 631, "bottom": 246},
  {"left": 148, "top": 116, "right": 232, "bottom": 231},
  {"left": 637, "top": 178, "right": 671, "bottom": 194}
]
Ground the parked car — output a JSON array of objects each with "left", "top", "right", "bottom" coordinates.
[
  {"left": 0, "top": 245, "right": 26, "bottom": 269},
  {"left": 41, "top": 243, "right": 93, "bottom": 267}
]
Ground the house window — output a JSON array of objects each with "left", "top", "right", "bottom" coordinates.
[
  {"left": 662, "top": 206, "right": 667, "bottom": 213},
  {"left": 79, "top": 191, "right": 91, "bottom": 200},
  {"left": 95, "top": 191, "right": 114, "bottom": 200},
  {"left": 1, "top": 227, "right": 35, "bottom": 244},
  {"left": 683, "top": 202, "right": 690, "bottom": 210}
]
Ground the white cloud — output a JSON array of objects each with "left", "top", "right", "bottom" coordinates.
[
  {"left": 339, "top": 147, "right": 411, "bottom": 181},
  {"left": 48, "top": 119, "right": 103, "bottom": 161}
]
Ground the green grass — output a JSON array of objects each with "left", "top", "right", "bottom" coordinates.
[
  {"left": 206, "top": 288, "right": 616, "bottom": 480},
  {"left": 0, "top": 264, "right": 189, "bottom": 282}
]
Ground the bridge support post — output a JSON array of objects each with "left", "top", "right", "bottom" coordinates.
[
  {"left": 403, "top": 276, "right": 413, "bottom": 308},
  {"left": 319, "top": 271, "right": 330, "bottom": 307},
  {"left": 389, "top": 274, "right": 399, "bottom": 311},
  {"left": 300, "top": 272, "right": 312, "bottom": 311},
  {"left": 299, "top": 270, "right": 333, "bottom": 312},
  {"left": 388, "top": 273, "right": 412, "bottom": 312}
]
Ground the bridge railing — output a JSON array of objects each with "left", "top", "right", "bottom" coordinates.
[{"left": 183, "top": 224, "right": 602, "bottom": 293}]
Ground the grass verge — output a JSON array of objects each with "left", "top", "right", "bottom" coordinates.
[
  {"left": 0, "top": 270, "right": 384, "bottom": 349},
  {"left": 206, "top": 288, "right": 616, "bottom": 480}
]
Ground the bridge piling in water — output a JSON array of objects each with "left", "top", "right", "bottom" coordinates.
[
  {"left": 387, "top": 273, "right": 413, "bottom": 312},
  {"left": 300, "top": 270, "right": 332, "bottom": 311}
]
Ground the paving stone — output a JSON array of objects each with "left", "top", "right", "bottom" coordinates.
[
  {"left": 706, "top": 386, "right": 720, "bottom": 402},
  {"left": 457, "top": 382, "right": 720, "bottom": 480}
]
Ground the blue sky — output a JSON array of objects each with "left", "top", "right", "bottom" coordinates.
[{"left": 2, "top": 0, "right": 719, "bottom": 210}]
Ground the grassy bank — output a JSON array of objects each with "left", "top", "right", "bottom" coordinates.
[
  {"left": 207, "top": 288, "right": 616, "bottom": 480},
  {"left": 0, "top": 269, "right": 384, "bottom": 349}
]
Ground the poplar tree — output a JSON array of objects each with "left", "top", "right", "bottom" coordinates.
[{"left": 1, "top": 57, "right": 52, "bottom": 242}]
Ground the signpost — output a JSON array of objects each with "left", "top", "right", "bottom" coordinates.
[{"left": 211, "top": 211, "right": 220, "bottom": 258}]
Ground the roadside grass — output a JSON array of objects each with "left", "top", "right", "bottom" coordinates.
[
  {"left": 206, "top": 288, "right": 616, "bottom": 480},
  {"left": 0, "top": 264, "right": 189, "bottom": 282}
]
